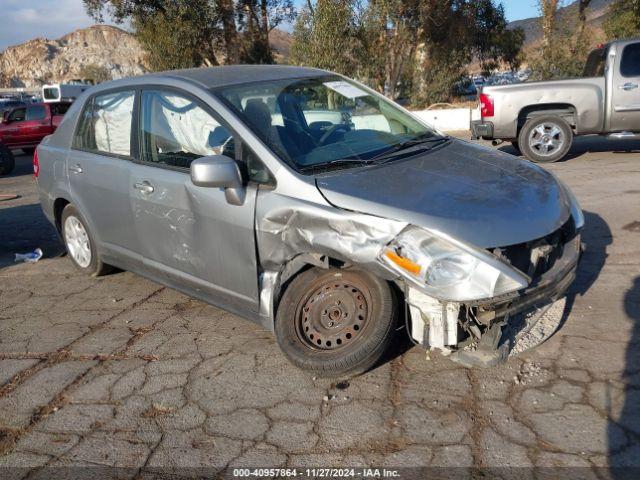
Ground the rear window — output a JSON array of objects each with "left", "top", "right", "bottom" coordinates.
[
  {"left": 620, "top": 42, "right": 640, "bottom": 77},
  {"left": 26, "top": 105, "right": 46, "bottom": 121},
  {"left": 43, "top": 88, "right": 59, "bottom": 101},
  {"left": 582, "top": 47, "right": 607, "bottom": 77},
  {"left": 73, "top": 91, "right": 135, "bottom": 157}
]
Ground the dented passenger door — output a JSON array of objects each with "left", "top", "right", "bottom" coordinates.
[{"left": 130, "top": 87, "right": 260, "bottom": 318}]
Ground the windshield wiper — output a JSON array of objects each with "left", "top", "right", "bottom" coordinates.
[
  {"left": 369, "top": 135, "right": 450, "bottom": 163},
  {"left": 299, "top": 158, "right": 374, "bottom": 173}
]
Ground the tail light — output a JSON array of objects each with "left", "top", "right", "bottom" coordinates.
[
  {"left": 479, "top": 93, "right": 494, "bottom": 118},
  {"left": 33, "top": 148, "right": 39, "bottom": 178}
]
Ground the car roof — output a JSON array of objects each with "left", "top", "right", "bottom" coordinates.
[{"left": 147, "top": 65, "right": 331, "bottom": 89}]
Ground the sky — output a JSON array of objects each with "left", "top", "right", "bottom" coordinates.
[{"left": 0, "top": 0, "right": 541, "bottom": 52}]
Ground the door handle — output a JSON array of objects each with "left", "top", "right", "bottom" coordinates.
[
  {"left": 619, "top": 82, "right": 639, "bottom": 91},
  {"left": 68, "top": 164, "right": 83, "bottom": 174},
  {"left": 133, "top": 181, "right": 154, "bottom": 194}
]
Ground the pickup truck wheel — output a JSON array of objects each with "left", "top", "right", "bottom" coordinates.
[
  {"left": 61, "top": 205, "right": 112, "bottom": 276},
  {"left": 275, "top": 267, "right": 397, "bottom": 377},
  {"left": 519, "top": 116, "right": 573, "bottom": 163},
  {"left": 0, "top": 144, "right": 15, "bottom": 175}
]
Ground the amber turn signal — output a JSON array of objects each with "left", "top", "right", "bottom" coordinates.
[{"left": 385, "top": 250, "right": 421, "bottom": 275}]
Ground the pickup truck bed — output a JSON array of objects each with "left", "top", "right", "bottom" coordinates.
[{"left": 0, "top": 102, "right": 71, "bottom": 175}]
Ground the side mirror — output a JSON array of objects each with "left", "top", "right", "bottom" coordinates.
[{"left": 190, "top": 155, "right": 245, "bottom": 205}]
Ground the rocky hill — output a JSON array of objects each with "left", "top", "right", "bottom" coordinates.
[
  {"left": 0, "top": 24, "right": 294, "bottom": 89},
  {"left": 0, "top": 25, "right": 147, "bottom": 88}
]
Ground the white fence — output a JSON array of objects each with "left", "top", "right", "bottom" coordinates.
[{"left": 412, "top": 108, "right": 479, "bottom": 132}]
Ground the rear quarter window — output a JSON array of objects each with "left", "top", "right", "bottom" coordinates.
[{"left": 72, "top": 90, "right": 135, "bottom": 157}]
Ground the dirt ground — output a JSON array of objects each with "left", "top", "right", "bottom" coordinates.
[{"left": 0, "top": 135, "right": 639, "bottom": 478}]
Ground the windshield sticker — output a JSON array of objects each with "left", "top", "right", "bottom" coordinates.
[{"left": 323, "top": 81, "right": 368, "bottom": 99}]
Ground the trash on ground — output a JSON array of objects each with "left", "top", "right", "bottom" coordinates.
[{"left": 14, "top": 248, "right": 43, "bottom": 263}]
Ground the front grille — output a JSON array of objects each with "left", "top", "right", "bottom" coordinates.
[{"left": 490, "top": 217, "right": 577, "bottom": 281}]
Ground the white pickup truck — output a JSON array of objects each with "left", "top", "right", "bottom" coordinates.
[{"left": 471, "top": 38, "right": 640, "bottom": 162}]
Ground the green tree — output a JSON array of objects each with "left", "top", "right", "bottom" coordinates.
[
  {"left": 290, "top": 0, "right": 362, "bottom": 75},
  {"left": 605, "top": 0, "right": 640, "bottom": 40},
  {"left": 528, "top": 0, "right": 600, "bottom": 80},
  {"left": 417, "top": 0, "right": 524, "bottom": 104},
  {"left": 84, "top": 0, "right": 295, "bottom": 69}
]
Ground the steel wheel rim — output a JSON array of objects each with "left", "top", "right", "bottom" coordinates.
[
  {"left": 528, "top": 122, "right": 564, "bottom": 157},
  {"left": 296, "top": 279, "right": 370, "bottom": 351},
  {"left": 64, "top": 216, "right": 92, "bottom": 268}
]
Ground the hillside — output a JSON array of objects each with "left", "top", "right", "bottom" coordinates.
[
  {"left": 507, "top": 0, "right": 613, "bottom": 50},
  {"left": 0, "top": 25, "right": 146, "bottom": 88},
  {"left": 0, "top": 25, "right": 294, "bottom": 89}
]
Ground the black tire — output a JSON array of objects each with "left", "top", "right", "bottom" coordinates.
[
  {"left": 518, "top": 115, "right": 573, "bottom": 163},
  {"left": 275, "top": 267, "right": 397, "bottom": 377},
  {"left": 22, "top": 147, "right": 35, "bottom": 156},
  {"left": 0, "top": 143, "right": 15, "bottom": 175},
  {"left": 61, "top": 204, "right": 111, "bottom": 276}
]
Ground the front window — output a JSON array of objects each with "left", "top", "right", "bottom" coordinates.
[
  {"left": 8, "top": 108, "right": 26, "bottom": 123},
  {"left": 139, "top": 89, "right": 234, "bottom": 169},
  {"left": 214, "top": 76, "right": 442, "bottom": 172},
  {"left": 26, "top": 105, "right": 46, "bottom": 121}
]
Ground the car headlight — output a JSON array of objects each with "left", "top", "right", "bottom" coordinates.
[{"left": 379, "top": 227, "right": 529, "bottom": 301}]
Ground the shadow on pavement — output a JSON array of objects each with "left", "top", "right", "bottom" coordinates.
[
  {"left": 609, "top": 276, "right": 640, "bottom": 476},
  {"left": 0, "top": 203, "right": 63, "bottom": 270},
  {"left": 499, "top": 136, "right": 640, "bottom": 162}
]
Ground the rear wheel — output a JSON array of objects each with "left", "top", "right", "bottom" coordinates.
[
  {"left": 61, "top": 205, "right": 111, "bottom": 276},
  {"left": 275, "top": 267, "right": 397, "bottom": 377},
  {"left": 0, "top": 144, "right": 15, "bottom": 175},
  {"left": 518, "top": 115, "right": 573, "bottom": 163}
]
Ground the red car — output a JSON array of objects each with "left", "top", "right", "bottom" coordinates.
[{"left": 0, "top": 102, "right": 71, "bottom": 175}]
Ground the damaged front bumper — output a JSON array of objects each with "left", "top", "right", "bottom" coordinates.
[{"left": 407, "top": 234, "right": 582, "bottom": 366}]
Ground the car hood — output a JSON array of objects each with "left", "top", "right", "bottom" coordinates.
[{"left": 315, "top": 139, "right": 572, "bottom": 248}]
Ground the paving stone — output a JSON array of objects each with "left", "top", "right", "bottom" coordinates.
[
  {"left": 0, "top": 359, "right": 39, "bottom": 386},
  {"left": 0, "top": 360, "right": 94, "bottom": 429}
]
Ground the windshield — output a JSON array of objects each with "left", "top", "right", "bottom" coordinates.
[{"left": 214, "top": 76, "right": 442, "bottom": 172}]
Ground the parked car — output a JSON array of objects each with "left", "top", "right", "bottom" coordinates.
[
  {"left": 0, "top": 102, "right": 71, "bottom": 175},
  {"left": 35, "top": 66, "right": 583, "bottom": 375},
  {"left": 472, "top": 38, "right": 640, "bottom": 163}
]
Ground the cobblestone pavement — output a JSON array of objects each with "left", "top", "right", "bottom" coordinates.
[{"left": 0, "top": 137, "right": 639, "bottom": 477}]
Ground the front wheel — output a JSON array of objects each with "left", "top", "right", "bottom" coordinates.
[
  {"left": 61, "top": 205, "right": 112, "bottom": 276},
  {"left": 518, "top": 116, "right": 573, "bottom": 163},
  {"left": 275, "top": 267, "right": 397, "bottom": 377}
]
